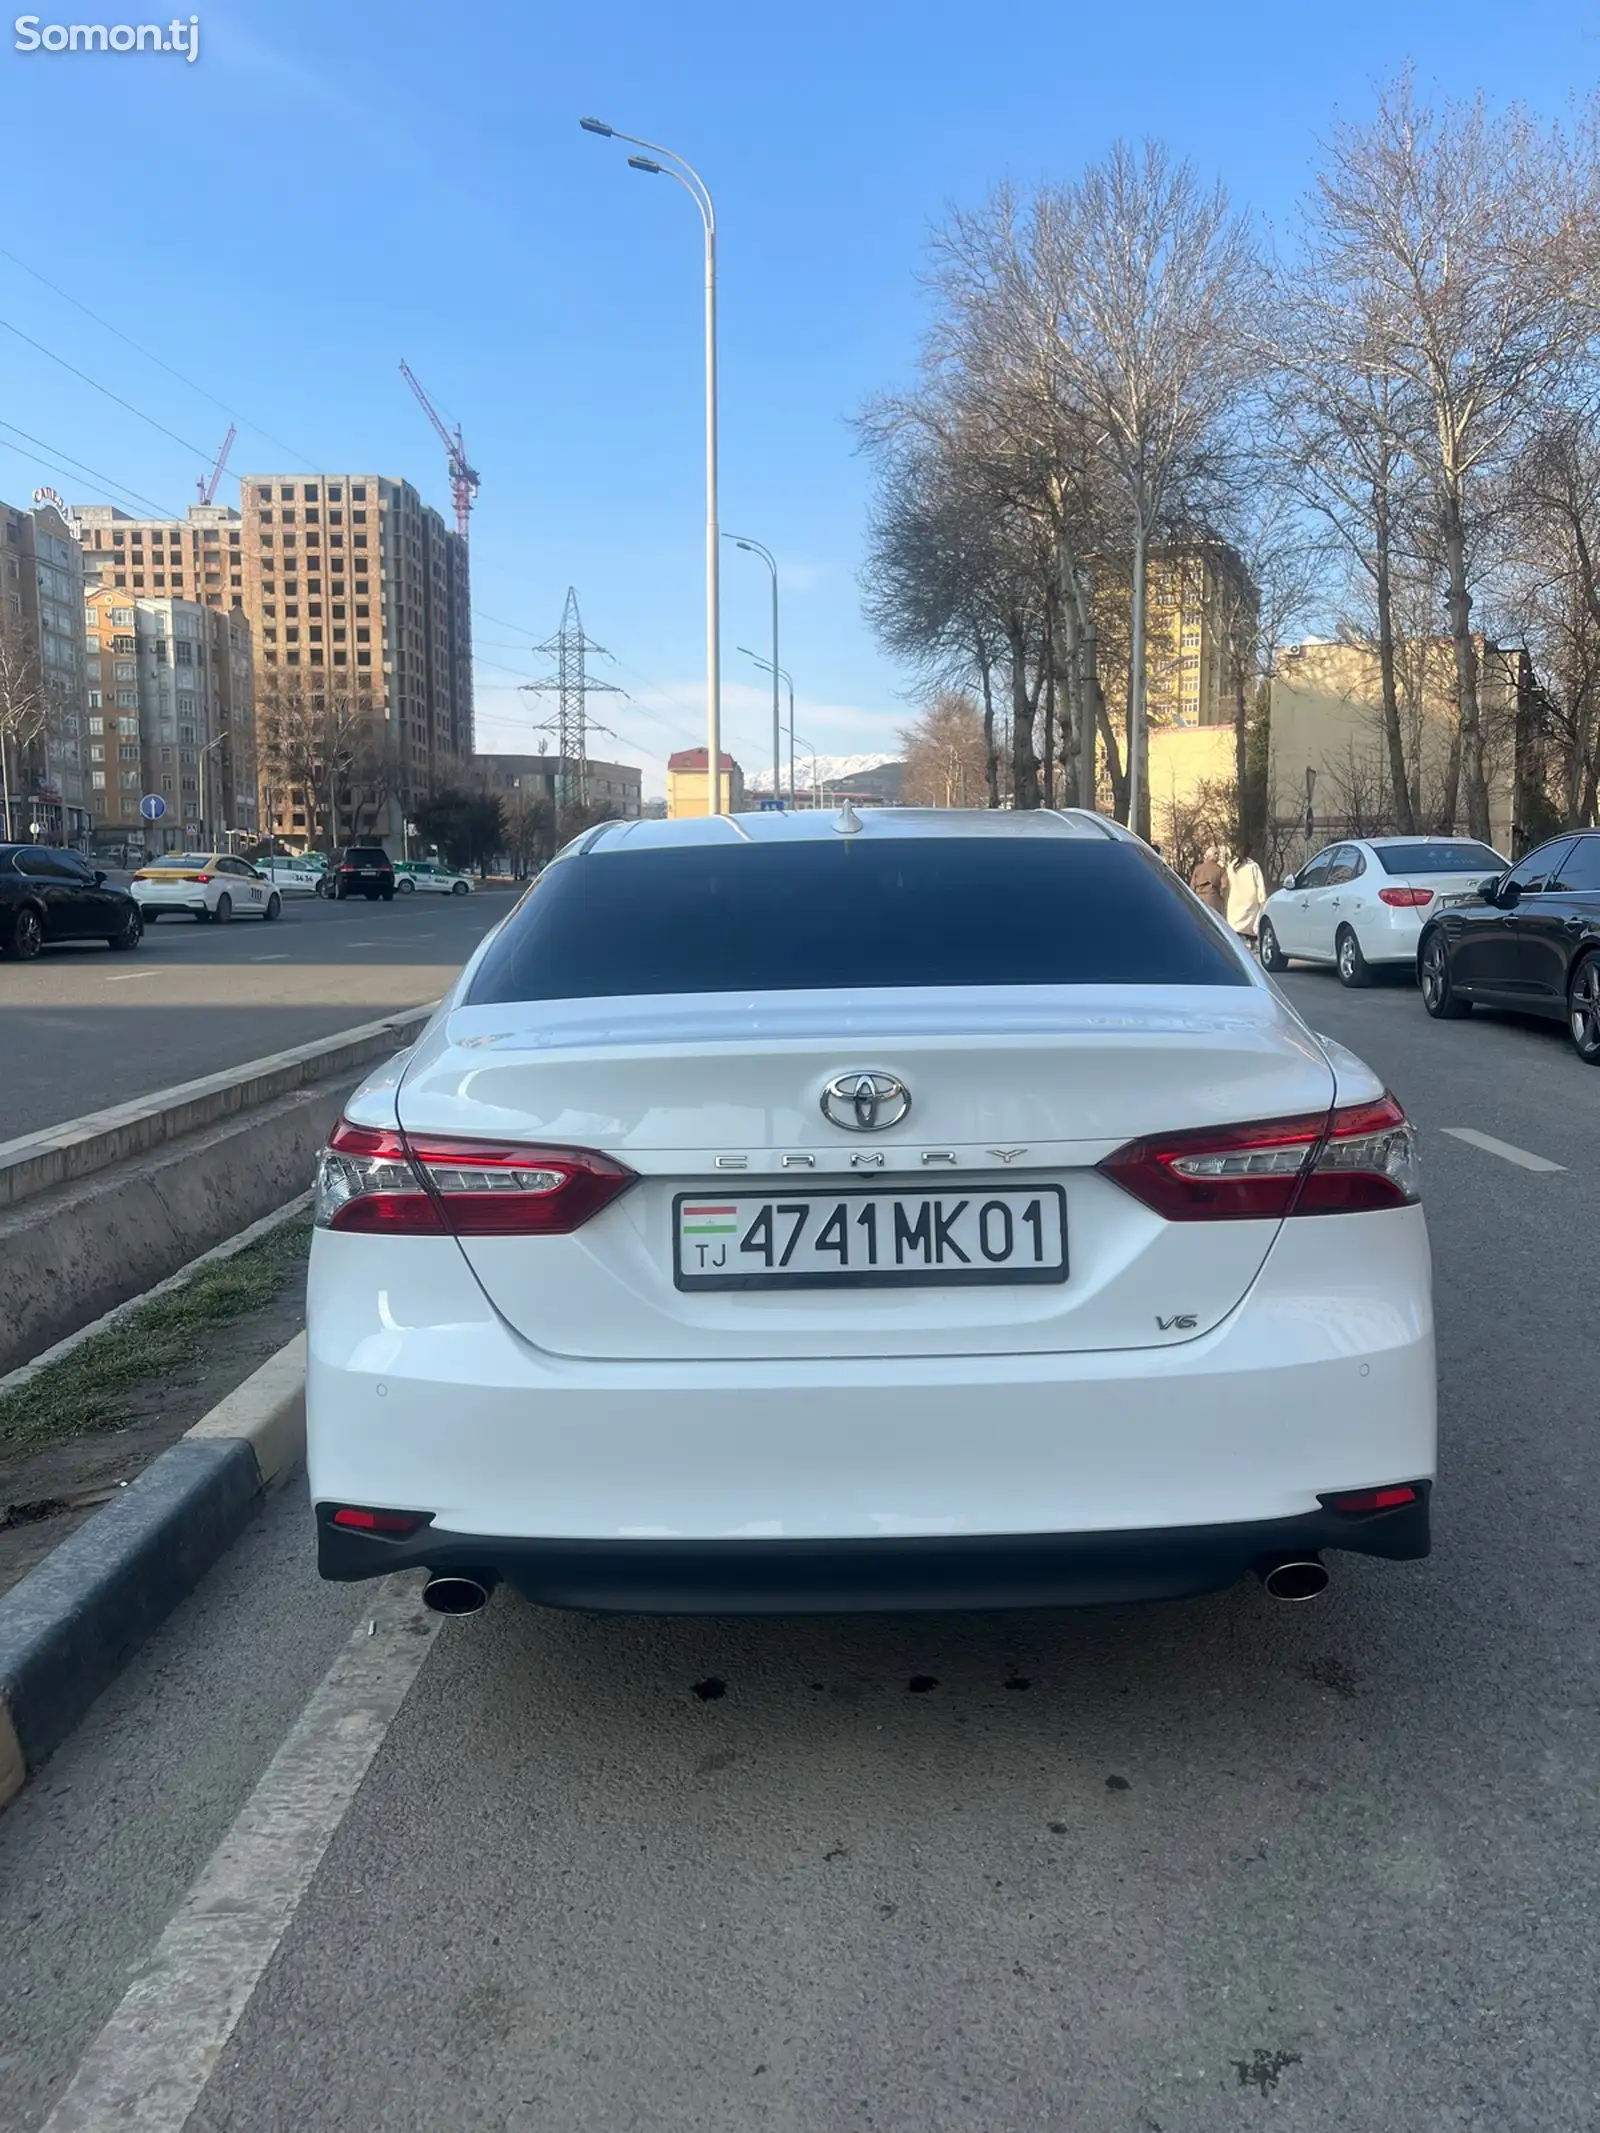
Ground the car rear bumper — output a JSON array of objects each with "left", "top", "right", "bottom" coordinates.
[
  {"left": 315, "top": 1492, "right": 1431, "bottom": 1609},
  {"left": 306, "top": 1207, "right": 1436, "bottom": 1608},
  {"left": 137, "top": 888, "right": 208, "bottom": 912}
]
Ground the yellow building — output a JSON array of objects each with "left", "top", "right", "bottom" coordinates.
[
  {"left": 1148, "top": 638, "right": 1526, "bottom": 863},
  {"left": 666, "top": 747, "right": 744, "bottom": 818},
  {"left": 1098, "top": 540, "right": 1257, "bottom": 733}
]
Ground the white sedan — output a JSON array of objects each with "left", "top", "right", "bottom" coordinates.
[
  {"left": 253, "top": 856, "right": 326, "bottom": 898},
  {"left": 132, "top": 853, "right": 283, "bottom": 924},
  {"left": 1257, "top": 835, "right": 1507, "bottom": 986},
  {"left": 394, "top": 860, "right": 473, "bottom": 896},
  {"left": 307, "top": 808, "right": 1434, "bottom": 1618}
]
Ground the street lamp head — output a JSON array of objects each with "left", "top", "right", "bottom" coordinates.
[
  {"left": 627, "top": 155, "right": 664, "bottom": 174},
  {"left": 579, "top": 117, "right": 614, "bottom": 136}
]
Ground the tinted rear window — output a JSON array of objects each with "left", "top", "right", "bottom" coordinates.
[
  {"left": 1374, "top": 842, "right": 1503, "bottom": 875},
  {"left": 467, "top": 839, "right": 1250, "bottom": 1003},
  {"left": 342, "top": 847, "right": 390, "bottom": 862}
]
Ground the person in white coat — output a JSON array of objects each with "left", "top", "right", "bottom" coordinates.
[{"left": 1226, "top": 847, "right": 1267, "bottom": 948}]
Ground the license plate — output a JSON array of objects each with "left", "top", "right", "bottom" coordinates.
[{"left": 673, "top": 1185, "right": 1067, "bottom": 1291}]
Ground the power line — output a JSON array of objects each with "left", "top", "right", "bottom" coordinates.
[
  {"left": 0, "top": 419, "right": 183, "bottom": 518},
  {"left": 0, "top": 245, "right": 319, "bottom": 470},
  {"left": 0, "top": 313, "right": 219, "bottom": 464}
]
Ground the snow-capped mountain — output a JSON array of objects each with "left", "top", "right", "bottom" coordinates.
[{"left": 744, "top": 753, "right": 900, "bottom": 794}]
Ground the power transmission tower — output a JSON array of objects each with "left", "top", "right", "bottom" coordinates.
[{"left": 519, "top": 589, "right": 623, "bottom": 843}]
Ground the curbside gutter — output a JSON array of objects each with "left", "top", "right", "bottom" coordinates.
[{"left": 0, "top": 1332, "right": 307, "bottom": 1812}]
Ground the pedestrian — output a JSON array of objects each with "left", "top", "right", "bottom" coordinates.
[
  {"left": 1190, "top": 845, "right": 1228, "bottom": 916},
  {"left": 1226, "top": 845, "right": 1268, "bottom": 950}
]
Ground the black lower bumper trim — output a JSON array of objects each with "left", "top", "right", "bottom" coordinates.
[{"left": 316, "top": 1487, "right": 1430, "bottom": 1614}]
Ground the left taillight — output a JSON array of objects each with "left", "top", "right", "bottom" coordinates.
[
  {"left": 1099, "top": 1095, "right": 1420, "bottom": 1221},
  {"left": 313, "top": 1119, "right": 638, "bottom": 1236},
  {"left": 1379, "top": 887, "right": 1434, "bottom": 908}
]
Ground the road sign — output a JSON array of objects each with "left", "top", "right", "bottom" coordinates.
[
  {"left": 758, "top": 798, "right": 786, "bottom": 811},
  {"left": 139, "top": 794, "right": 167, "bottom": 822}
]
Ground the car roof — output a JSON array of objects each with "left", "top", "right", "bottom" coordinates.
[
  {"left": 1355, "top": 834, "right": 1499, "bottom": 848},
  {"left": 583, "top": 807, "right": 1121, "bottom": 854}
]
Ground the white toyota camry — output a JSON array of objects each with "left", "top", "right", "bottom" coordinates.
[{"left": 308, "top": 809, "right": 1435, "bottom": 1617}]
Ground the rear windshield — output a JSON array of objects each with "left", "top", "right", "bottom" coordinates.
[
  {"left": 1374, "top": 842, "right": 1503, "bottom": 875},
  {"left": 342, "top": 847, "right": 390, "bottom": 862},
  {"left": 467, "top": 838, "right": 1250, "bottom": 1003}
]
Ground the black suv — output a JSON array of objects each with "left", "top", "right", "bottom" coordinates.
[
  {"left": 0, "top": 844, "right": 143, "bottom": 959},
  {"left": 334, "top": 845, "right": 396, "bottom": 902}
]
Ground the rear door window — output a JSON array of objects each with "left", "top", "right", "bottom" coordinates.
[
  {"left": 468, "top": 836, "right": 1251, "bottom": 1004},
  {"left": 1551, "top": 836, "right": 1600, "bottom": 894}
]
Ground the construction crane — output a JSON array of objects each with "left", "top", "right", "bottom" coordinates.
[
  {"left": 196, "top": 424, "right": 236, "bottom": 505},
  {"left": 398, "top": 360, "right": 481, "bottom": 541}
]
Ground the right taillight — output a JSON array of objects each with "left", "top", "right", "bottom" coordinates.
[
  {"left": 1099, "top": 1095, "right": 1419, "bottom": 1220},
  {"left": 314, "top": 1120, "right": 637, "bottom": 1236},
  {"left": 1379, "top": 887, "right": 1434, "bottom": 908}
]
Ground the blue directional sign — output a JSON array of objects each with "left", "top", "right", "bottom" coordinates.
[
  {"left": 758, "top": 798, "right": 786, "bottom": 811},
  {"left": 139, "top": 794, "right": 167, "bottom": 822}
]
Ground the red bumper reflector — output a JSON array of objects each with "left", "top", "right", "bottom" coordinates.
[
  {"left": 1323, "top": 1486, "right": 1418, "bottom": 1515},
  {"left": 331, "top": 1506, "right": 429, "bottom": 1534}
]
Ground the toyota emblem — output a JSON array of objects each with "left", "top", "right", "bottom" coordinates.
[{"left": 820, "top": 1070, "right": 911, "bottom": 1133}]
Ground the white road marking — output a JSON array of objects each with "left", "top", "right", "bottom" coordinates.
[
  {"left": 102, "top": 971, "right": 159, "bottom": 983},
  {"left": 250, "top": 953, "right": 289, "bottom": 962},
  {"left": 40, "top": 1577, "right": 438, "bottom": 2133},
  {"left": 1441, "top": 1127, "right": 1566, "bottom": 1173}
]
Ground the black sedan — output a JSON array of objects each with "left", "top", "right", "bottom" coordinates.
[
  {"left": 1418, "top": 829, "right": 1600, "bottom": 1063},
  {"left": 0, "top": 845, "right": 143, "bottom": 961}
]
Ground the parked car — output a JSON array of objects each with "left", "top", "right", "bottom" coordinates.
[
  {"left": 1257, "top": 836, "right": 1507, "bottom": 986},
  {"left": 394, "top": 859, "right": 472, "bottom": 896},
  {"left": 333, "top": 845, "right": 395, "bottom": 901},
  {"left": 132, "top": 853, "right": 283, "bottom": 925},
  {"left": 1417, "top": 829, "right": 1600, "bottom": 1063},
  {"left": 0, "top": 844, "right": 143, "bottom": 959},
  {"left": 254, "top": 855, "right": 326, "bottom": 898},
  {"left": 308, "top": 808, "right": 1434, "bottom": 1619}
]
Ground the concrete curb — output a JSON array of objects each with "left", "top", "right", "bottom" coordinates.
[
  {"left": 0, "top": 1006, "right": 440, "bottom": 1211},
  {"left": 0, "top": 1331, "right": 307, "bottom": 1812}
]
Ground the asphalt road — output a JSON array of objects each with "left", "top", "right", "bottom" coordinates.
[
  {"left": 5, "top": 966, "right": 1600, "bottom": 2132},
  {"left": 0, "top": 887, "right": 520, "bottom": 1140}
]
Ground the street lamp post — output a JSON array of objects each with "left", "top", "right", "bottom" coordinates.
[
  {"left": 198, "top": 728, "right": 230, "bottom": 849},
  {"left": 726, "top": 536, "right": 779, "bottom": 801},
  {"left": 739, "top": 645, "right": 796, "bottom": 806},
  {"left": 581, "top": 117, "right": 722, "bottom": 815}
]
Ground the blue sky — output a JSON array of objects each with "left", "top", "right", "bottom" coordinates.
[{"left": 2, "top": 0, "right": 1594, "bottom": 792}]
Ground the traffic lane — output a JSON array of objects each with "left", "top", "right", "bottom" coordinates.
[
  {"left": 0, "top": 1485, "right": 367, "bottom": 2133},
  {"left": 184, "top": 1047, "right": 1598, "bottom": 2132},
  {"left": 0, "top": 893, "right": 516, "bottom": 1138},
  {"left": 1278, "top": 962, "right": 1599, "bottom": 1172}
]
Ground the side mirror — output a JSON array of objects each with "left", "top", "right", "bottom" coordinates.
[
  {"left": 1281, "top": 870, "right": 1297, "bottom": 890},
  {"left": 93, "top": 868, "right": 107, "bottom": 885},
  {"left": 1482, "top": 873, "right": 1515, "bottom": 907}
]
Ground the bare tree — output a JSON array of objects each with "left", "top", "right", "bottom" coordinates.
[
  {"left": 1313, "top": 77, "right": 1589, "bottom": 839},
  {"left": 256, "top": 668, "right": 383, "bottom": 850},
  {"left": 0, "top": 612, "right": 52, "bottom": 842},
  {"left": 1038, "top": 144, "right": 1262, "bottom": 836},
  {"left": 899, "top": 691, "right": 988, "bottom": 806}
]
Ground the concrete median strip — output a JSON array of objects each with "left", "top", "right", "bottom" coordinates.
[
  {"left": 0, "top": 1004, "right": 436, "bottom": 1373},
  {"left": 0, "top": 1331, "right": 307, "bottom": 1813}
]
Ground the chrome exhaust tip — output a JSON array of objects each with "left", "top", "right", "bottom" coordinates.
[
  {"left": 1256, "top": 1554, "right": 1329, "bottom": 1603},
  {"left": 421, "top": 1571, "right": 498, "bottom": 1617}
]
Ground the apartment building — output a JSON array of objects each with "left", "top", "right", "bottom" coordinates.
[
  {"left": 237, "top": 473, "right": 473, "bottom": 845},
  {"left": 82, "top": 586, "right": 256, "bottom": 860},
  {"left": 1097, "top": 539, "right": 1257, "bottom": 733},
  {"left": 75, "top": 501, "right": 245, "bottom": 608},
  {"left": 1, "top": 491, "right": 92, "bottom": 843}
]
